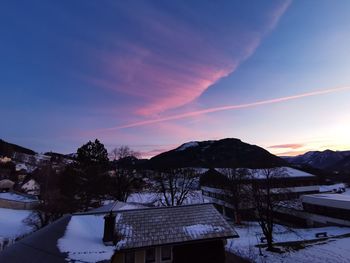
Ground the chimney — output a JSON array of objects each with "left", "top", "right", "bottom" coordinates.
[{"left": 103, "top": 212, "right": 116, "bottom": 245}]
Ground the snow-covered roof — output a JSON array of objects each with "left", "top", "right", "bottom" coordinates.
[
  {"left": 319, "top": 183, "right": 346, "bottom": 193},
  {"left": 302, "top": 194, "right": 350, "bottom": 210},
  {"left": 0, "top": 192, "right": 38, "bottom": 203},
  {"left": 0, "top": 179, "right": 15, "bottom": 188},
  {"left": 21, "top": 179, "right": 40, "bottom": 191},
  {"left": 113, "top": 203, "right": 238, "bottom": 251},
  {"left": 58, "top": 214, "right": 114, "bottom": 262},
  {"left": 215, "top": 167, "right": 315, "bottom": 179}
]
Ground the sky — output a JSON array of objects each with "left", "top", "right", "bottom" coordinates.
[{"left": 1, "top": 0, "right": 350, "bottom": 158}]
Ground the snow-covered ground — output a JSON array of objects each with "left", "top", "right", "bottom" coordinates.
[{"left": 227, "top": 222, "right": 350, "bottom": 263}]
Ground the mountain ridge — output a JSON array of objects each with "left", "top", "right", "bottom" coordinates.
[{"left": 147, "top": 138, "right": 286, "bottom": 169}]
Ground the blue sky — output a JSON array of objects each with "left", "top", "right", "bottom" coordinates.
[{"left": 1, "top": 0, "right": 350, "bottom": 157}]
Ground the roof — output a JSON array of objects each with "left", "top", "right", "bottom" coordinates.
[
  {"left": 302, "top": 193, "right": 350, "bottom": 210},
  {"left": 214, "top": 167, "right": 315, "bottom": 179},
  {"left": 114, "top": 203, "right": 238, "bottom": 251},
  {"left": 0, "top": 192, "right": 38, "bottom": 203},
  {"left": 0, "top": 215, "right": 70, "bottom": 263},
  {"left": 0, "top": 203, "right": 237, "bottom": 262}
]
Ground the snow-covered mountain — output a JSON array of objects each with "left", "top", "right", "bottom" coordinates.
[{"left": 283, "top": 150, "right": 350, "bottom": 170}]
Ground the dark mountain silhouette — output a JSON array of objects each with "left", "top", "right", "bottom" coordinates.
[
  {"left": 0, "top": 139, "right": 36, "bottom": 157},
  {"left": 147, "top": 138, "right": 286, "bottom": 169},
  {"left": 283, "top": 150, "right": 350, "bottom": 170}
]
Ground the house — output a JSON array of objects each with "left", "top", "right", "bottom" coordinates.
[
  {"left": 302, "top": 193, "right": 350, "bottom": 222},
  {"left": 108, "top": 204, "right": 238, "bottom": 263},
  {"left": 21, "top": 179, "right": 40, "bottom": 195},
  {"left": 0, "top": 203, "right": 238, "bottom": 263},
  {"left": 0, "top": 191, "right": 39, "bottom": 210},
  {"left": 0, "top": 179, "right": 15, "bottom": 192}
]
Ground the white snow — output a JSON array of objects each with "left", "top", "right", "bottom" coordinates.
[
  {"left": 0, "top": 192, "right": 37, "bottom": 202},
  {"left": 344, "top": 188, "right": 350, "bottom": 195},
  {"left": 226, "top": 221, "right": 350, "bottom": 262},
  {"left": 57, "top": 215, "right": 115, "bottom": 263},
  {"left": 0, "top": 208, "right": 33, "bottom": 238},
  {"left": 176, "top": 142, "right": 199, "bottom": 151},
  {"left": 15, "top": 163, "right": 28, "bottom": 172},
  {"left": 21, "top": 179, "right": 40, "bottom": 195},
  {"left": 319, "top": 183, "right": 346, "bottom": 193},
  {"left": 183, "top": 224, "right": 225, "bottom": 238}
]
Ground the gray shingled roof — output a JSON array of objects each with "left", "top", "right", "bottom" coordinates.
[{"left": 115, "top": 203, "right": 238, "bottom": 251}]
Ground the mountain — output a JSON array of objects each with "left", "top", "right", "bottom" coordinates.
[
  {"left": 147, "top": 138, "right": 286, "bottom": 169},
  {"left": 330, "top": 155, "right": 350, "bottom": 172},
  {"left": 0, "top": 139, "right": 36, "bottom": 157},
  {"left": 283, "top": 150, "right": 350, "bottom": 170}
]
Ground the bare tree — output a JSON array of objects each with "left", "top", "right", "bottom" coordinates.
[
  {"left": 24, "top": 189, "right": 66, "bottom": 230},
  {"left": 251, "top": 167, "right": 288, "bottom": 251},
  {"left": 221, "top": 168, "right": 251, "bottom": 224},
  {"left": 153, "top": 168, "right": 198, "bottom": 206},
  {"left": 110, "top": 145, "right": 140, "bottom": 161},
  {"left": 109, "top": 168, "right": 143, "bottom": 202}
]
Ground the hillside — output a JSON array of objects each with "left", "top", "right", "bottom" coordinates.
[
  {"left": 147, "top": 138, "right": 286, "bottom": 169},
  {"left": 0, "top": 139, "right": 36, "bottom": 157},
  {"left": 284, "top": 150, "right": 350, "bottom": 170}
]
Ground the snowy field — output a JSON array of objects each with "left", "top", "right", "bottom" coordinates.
[{"left": 227, "top": 222, "right": 350, "bottom": 263}]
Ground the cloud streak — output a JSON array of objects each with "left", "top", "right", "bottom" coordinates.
[
  {"left": 268, "top": 143, "right": 304, "bottom": 149},
  {"left": 87, "top": 1, "right": 292, "bottom": 116},
  {"left": 97, "top": 86, "right": 350, "bottom": 131}
]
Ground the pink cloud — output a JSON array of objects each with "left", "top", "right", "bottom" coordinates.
[
  {"left": 268, "top": 143, "right": 304, "bottom": 149},
  {"left": 86, "top": 1, "right": 292, "bottom": 116}
]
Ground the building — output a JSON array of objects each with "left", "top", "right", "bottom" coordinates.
[
  {"left": 201, "top": 167, "right": 320, "bottom": 220},
  {"left": 109, "top": 204, "right": 237, "bottom": 263},
  {"left": 0, "top": 203, "right": 238, "bottom": 263},
  {"left": 302, "top": 193, "right": 350, "bottom": 222},
  {"left": 0, "top": 179, "right": 15, "bottom": 192},
  {"left": 0, "top": 191, "right": 39, "bottom": 210}
]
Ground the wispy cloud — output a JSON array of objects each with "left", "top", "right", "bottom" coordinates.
[
  {"left": 96, "top": 86, "right": 350, "bottom": 132},
  {"left": 268, "top": 143, "right": 304, "bottom": 149},
  {"left": 86, "top": 1, "right": 292, "bottom": 116}
]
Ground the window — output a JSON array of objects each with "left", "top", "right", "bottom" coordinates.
[
  {"left": 125, "top": 252, "right": 135, "bottom": 263},
  {"left": 161, "top": 246, "right": 172, "bottom": 261},
  {"left": 145, "top": 248, "right": 156, "bottom": 263}
]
